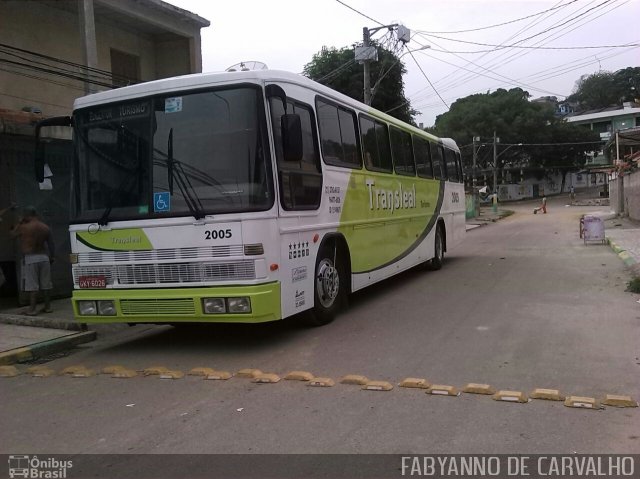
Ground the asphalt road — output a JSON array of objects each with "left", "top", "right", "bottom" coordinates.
[{"left": 2, "top": 196, "right": 639, "bottom": 464}]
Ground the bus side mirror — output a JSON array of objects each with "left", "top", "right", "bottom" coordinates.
[
  {"left": 281, "top": 113, "right": 303, "bottom": 162},
  {"left": 34, "top": 116, "right": 71, "bottom": 182}
]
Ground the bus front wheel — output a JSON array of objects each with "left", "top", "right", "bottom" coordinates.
[{"left": 307, "top": 244, "right": 345, "bottom": 326}]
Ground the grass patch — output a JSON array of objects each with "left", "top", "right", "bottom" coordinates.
[{"left": 627, "top": 277, "right": 640, "bottom": 294}]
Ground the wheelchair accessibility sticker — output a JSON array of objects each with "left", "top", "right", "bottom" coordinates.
[{"left": 154, "top": 192, "right": 171, "bottom": 213}]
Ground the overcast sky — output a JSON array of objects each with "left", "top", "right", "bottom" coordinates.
[{"left": 169, "top": 0, "right": 639, "bottom": 126}]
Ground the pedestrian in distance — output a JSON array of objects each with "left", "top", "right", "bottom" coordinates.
[
  {"left": 533, "top": 196, "right": 547, "bottom": 214},
  {"left": 10, "top": 206, "right": 55, "bottom": 315}
]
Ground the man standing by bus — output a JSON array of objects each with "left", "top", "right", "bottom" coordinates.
[{"left": 11, "top": 206, "right": 55, "bottom": 315}]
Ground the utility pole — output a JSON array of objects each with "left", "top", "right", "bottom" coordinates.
[
  {"left": 358, "top": 24, "right": 405, "bottom": 105},
  {"left": 492, "top": 131, "right": 498, "bottom": 195},
  {"left": 472, "top": 136, "right": 479, "bottom": 217},
  {"left": 492, "top": 131, "right": 499, "bottom": 213},
  {"left": 363, "top": 27, "right": 372, "bottom": 105},
  {"left": 78, "top": 0, "right": 98, "bottom": 95}
]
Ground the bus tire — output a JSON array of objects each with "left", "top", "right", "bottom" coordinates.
[
  {"left": 306, "top": 243, "right": 345, "bottom": 326},
  {"left": 427, "top": 225, "right": 445, "bottom": 270}
]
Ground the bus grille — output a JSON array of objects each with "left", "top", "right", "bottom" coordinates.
[
  {"left": 74, "top": 261, "right": 256, "bottom": 286},
  {"left": 78, "top": 245, "right": 244, "bottom": 263},
  {"left": 120, "top": 298, "right": 195, "bottom": 316}
]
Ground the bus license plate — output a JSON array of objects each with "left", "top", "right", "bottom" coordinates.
[{"left": 78, "top": 275, "right": 106, "bottom": 288}]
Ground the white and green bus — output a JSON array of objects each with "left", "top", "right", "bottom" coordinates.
[{"left": 36, "top": 70, "right": 465, "bottom": 326}]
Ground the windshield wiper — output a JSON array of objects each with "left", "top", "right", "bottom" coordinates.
[{"left": 166, "top": 128, "right": 205, "bottom": 220}]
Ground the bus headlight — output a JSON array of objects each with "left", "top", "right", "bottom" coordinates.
[
  {"left": 228, "top": 297, "right": 251, "bottom": 313},
  {"left": 78, "top": 300, "right": 97, "bottom": 316},
  {"left": 97, "top": 300, "right": 116, "bottom": 316},
  {"left": 203, "top": 298, "right": 226, "bottom": 314}
]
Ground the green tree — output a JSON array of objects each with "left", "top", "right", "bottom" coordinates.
[
  {"left": 303, "top": 44, "right": 417, "bottom": 124},
  {"left": 433, "top": 88, "right": 600, "bottom": 189},
  {"left": 567, "top": 67, "right": 640, "bottom": 110}
]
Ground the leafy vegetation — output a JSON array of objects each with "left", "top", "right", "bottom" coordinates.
[
  {"left": 432, "top": 88, "right": 601, "bottom": 187},
  {"left": 567, "top": 67, "right": 640, "bottom": 111},
  {"left": 627, "top": 277, "right": 640, "bottom": 294}
]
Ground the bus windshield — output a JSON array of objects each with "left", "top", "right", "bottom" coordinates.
[{"left": 72, "top": 85, "right": 273, "bottom": 223}]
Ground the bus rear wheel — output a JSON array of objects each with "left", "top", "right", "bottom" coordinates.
[
  {"left": 427, "top": 225, "right": 444, "bottom": 270},
  {"left": 306, "top": 244, "right": 345, "bottom": 326}
]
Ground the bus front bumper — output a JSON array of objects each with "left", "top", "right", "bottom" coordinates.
[{"left": 72, "top": 283, "right": 281, "bottom": 324}]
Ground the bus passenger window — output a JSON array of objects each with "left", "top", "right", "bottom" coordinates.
[
  {"left": 413, "top": 137, "right": 433, "bottom": 178},
  {"left": 390, "top": 127, "right": 415, "bottom": 176},
  {"left": 316, "top": 98, "right": 361, "bottom": 168},
  {"left": 359, "top": 115, "right": 392, "bottom": 172},
  {"left": 431, "top": 143, "right": 444, "bottom": 180},
  {"left": 444, "top": 148, "right": 459, "bottom": 182}
]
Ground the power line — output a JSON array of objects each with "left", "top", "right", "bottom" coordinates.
[
  {"left": 413, "top": 0, "right": 621, "bottom": 100},
  {"left": 335, "top": 0, "right": 384, "bottom": 26},
  {"left": 405, "top": 48, "right": 449, "bottom": 111},
  {"left": 416, "top": 35, "right": 639, "bottom": 53},
  {"left": 416, "top": 0, "right": 579, "bottom": 34},
  {"left": 407, "top": 0, "right": 632, "bottom": 111}
]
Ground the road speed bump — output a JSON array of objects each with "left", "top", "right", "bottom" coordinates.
[
  {"left": 252, "top": 373, "right": 281, "bottom": 384},
  {"left": 284, "top": 371, "right": 315, "bottom": 381},
  {"left": 158, "top": 370, "right": 184, "bottom": 380},
  {"left": 530, "top": 388, "right": 565, "bottom": 401},
  {"left": 363, "top": 381, "right": 393, "bottom": 391},
  {"left": 308, "top": 377, "right": 335, "bottom": 387},
  {"left": 236, "top": 368, "right": 262, "bottom": 378},
  {"left": 0, "top": 365, "right": 20, "bottom": 377},
  {"left": 399, "top": 378, "right": 430, "bottom": 389},
  {"left": 601, "top": 394, "right": 638, "bottom": 408},
  {"left": 426, "top": 385, "right": 459, "bottom": 396},
  {"left": 204, "top": 370, "right": 232, "bottom": 380},
  {"left": 111, "top": 369, "right": 137, "bottom": 378},
  {"left": 188, "top": 367, "right": 217, "bottom": 377},
  {"left": 143, "top": 366, "right": 170, "bottom": 376},
  {"left": 340, "top": 374, "right": 369, "bottom": 385},
  {"left": 492, "top": 390, "right": 528, "bottom": 403},
  {"left": 27, "top": 366, "right": 55, "bottom": 377},
  {"left": 564, "top": 396, "right": 600, "bottom": 409},
  {"left": 102, "top": 365, "right": 127, "bottom": 375},
  {"left": 463, "top": 383, "right": 495, "bottom": 395},
  {"left": 60, "top": 366, "right": 94, "bottom": 377}
]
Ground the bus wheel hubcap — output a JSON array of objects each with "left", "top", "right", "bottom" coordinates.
[{"left": 317, "top": 259, "right": 339, "bottom": 308}]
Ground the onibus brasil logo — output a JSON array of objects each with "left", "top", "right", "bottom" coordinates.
[{"left": 8, "top": 455, "right": 73, "bottom": 478}]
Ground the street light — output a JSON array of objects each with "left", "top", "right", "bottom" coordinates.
[
  {"left": 496, "top": 143, "right": 523, "bottom": 158},
  {"left": 369, "top": 45, "right": 431, "bottom": 104}
]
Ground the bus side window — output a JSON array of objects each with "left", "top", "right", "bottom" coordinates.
[
  {"left": 431, "top": 143, "right": 444, "bottom": 180},
  {"left": 359, "top": 115, "right": 392, "bottom": 172},
  {"left": 316, "top": 97, "right": 361, "bottom": 168},
  {"left": 413, "top": 136, "right": 433, "bottom": 178},
  {"left": 390, "top": 126, "right": 415, "bottom": 176},
  {"left": 456, "top": 151, "right": 463, "bottom": 183},
  {"left": 444, "top": 148, "right": 459, "bottom": 182},
  {"left": 269, "top": 97, "right": 322, "bottom": 210}
]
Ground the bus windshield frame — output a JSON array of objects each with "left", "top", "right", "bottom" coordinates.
[{"left": 71, "top": 84, "right": 274, "bottom": 224}]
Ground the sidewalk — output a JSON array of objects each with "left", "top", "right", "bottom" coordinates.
[
  {"left": 0, "top": 297, "right": 96, "bottom": 365},
  {"left": 602, "top": 215, "right": 640, "bottom": 278}
]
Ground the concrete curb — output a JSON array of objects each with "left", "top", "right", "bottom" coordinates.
[
  {"left": 607, "top": 238, "right": 640, "bottom": 276},
  {"left": 0, "top": 313, "right": 83, "bottom": 331},
  {"left": 0, "top": 330, "right": 96, "bottom": 365}
]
